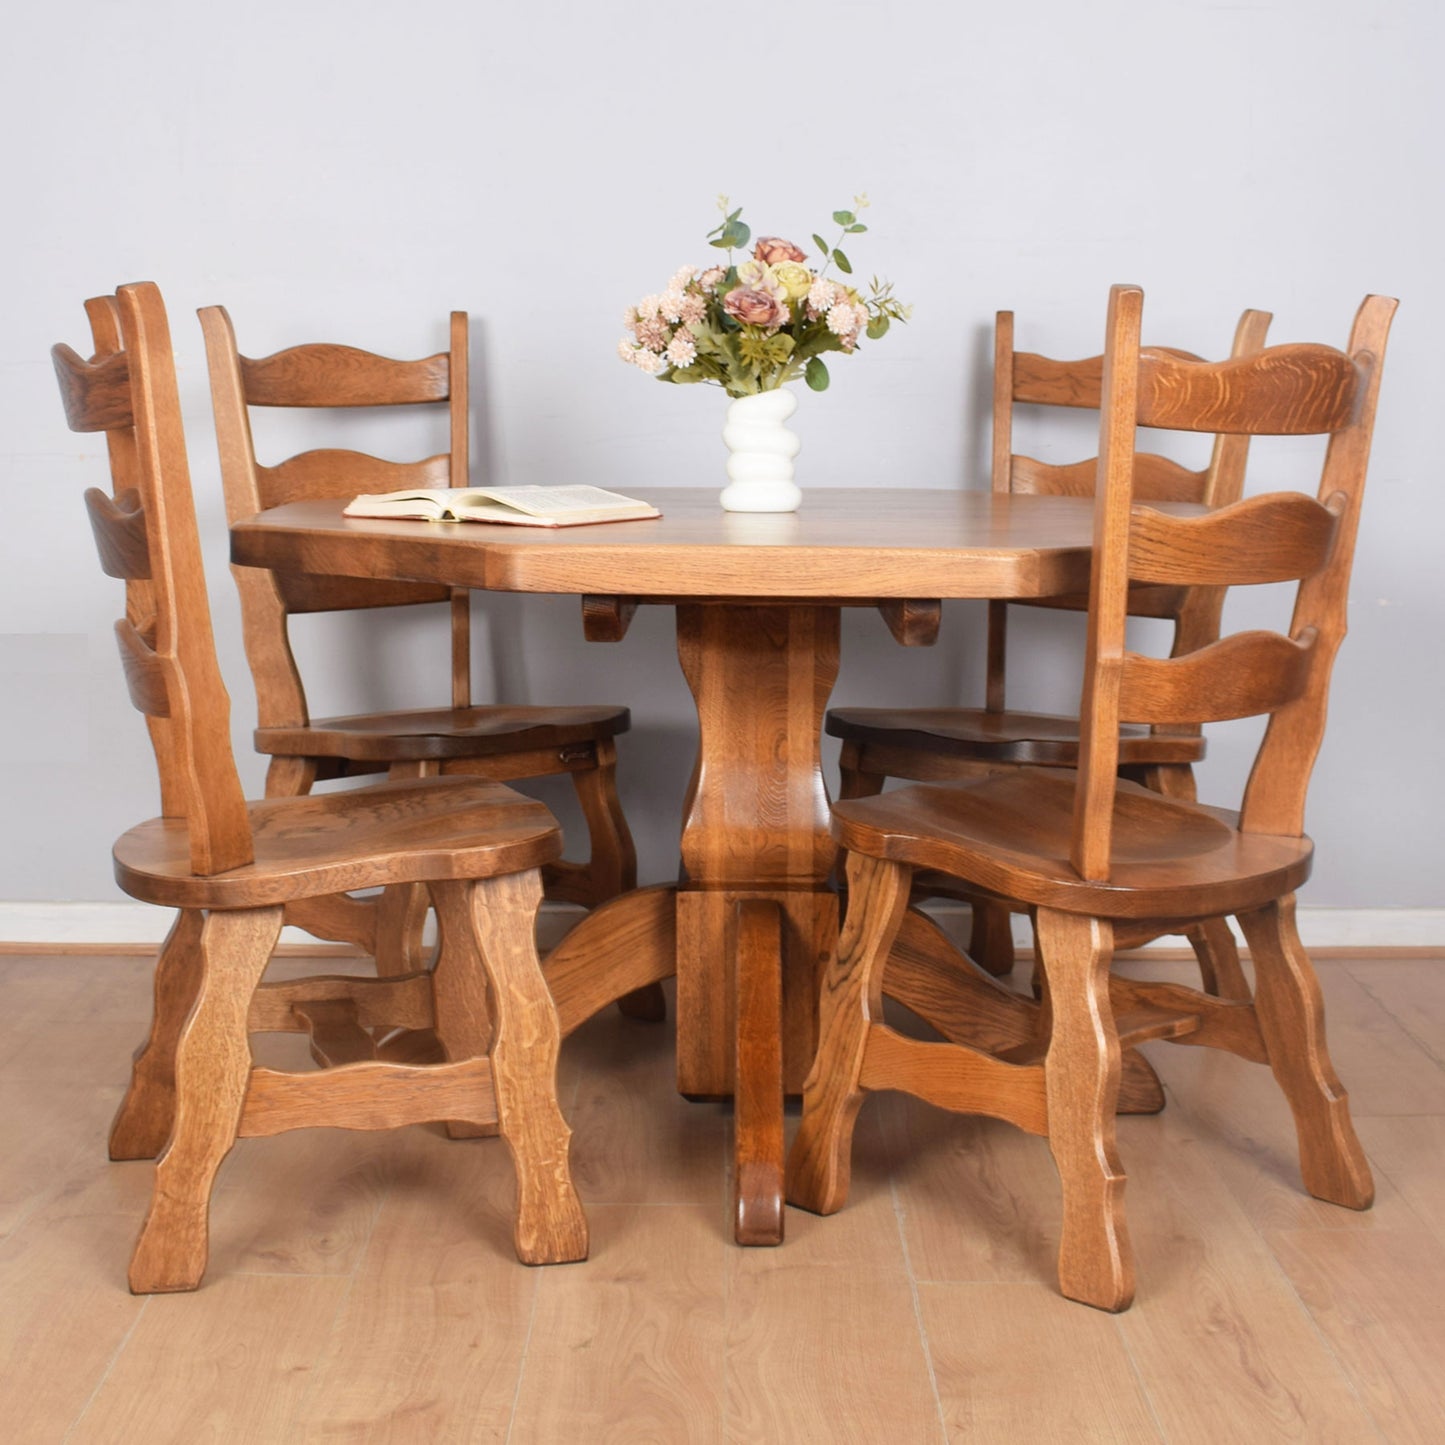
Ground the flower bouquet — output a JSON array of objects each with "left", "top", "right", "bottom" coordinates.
[{"left": 618, "top": 196, "right": 909, "bottom": 397}]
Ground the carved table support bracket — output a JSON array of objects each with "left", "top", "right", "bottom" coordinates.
[
  {"left": 581, "top": 595, "right": 639, "bottom": 642},
  {"left": 877, "top": 599, "right": 942, "bottom": 647}
]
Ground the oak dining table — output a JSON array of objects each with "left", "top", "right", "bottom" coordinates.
[{"left": 230, "top": 485, "right": 1112, "bottom": 1245}]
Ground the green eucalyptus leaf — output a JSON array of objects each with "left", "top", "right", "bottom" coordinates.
[
  {"left": 832, "top": 210, "right": 855, "bottom": 226},
  {"left": 805, "top": 357, "right": 830, "bottom": 391},
  {"left": 812, "top": 234, "right": 831, "bottom": 257},
  {"left": 847, "top": 223, "right": 868, "bottom": 233},
  {"left": 833, "top": 248, "right": 853, "bottom": 275},
  {"left": 866, "top": 315, "right": 891, "bottom": 340},
  {"left": 727, "top": 207, "right": 743, "bottom": 222}
]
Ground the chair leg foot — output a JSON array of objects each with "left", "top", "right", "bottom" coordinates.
[
  {"left": 1037, "top": 909, "right": 1134, "bottom": 1312},
  {"left": 1238, "top": 898, "right": 1373, "bottom": 1210},
  {"left": 128, "top": 908, "right": 280, "bottom": 1294},
  {"left": 787, "top": 853, "right": 911, "bottom": 1216},
  {"left": 110, "top": 909, "right": 205, "bottom": 1161}
]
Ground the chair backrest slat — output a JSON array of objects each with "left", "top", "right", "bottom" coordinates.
[
  {"left": 1127, "top": 493, "right": 1341, "bottom": 587},
  {"left": 256, "top": 449, "right": 452, "bottom": 509},
  {"left": 1137, "top": 345, "right": 1361, "bottom": 435},
  {"left": 1011, "top": 350, "right": 1105, "bottom": 408},
  {"left": 84, "top": 486, "right": 153, "bottom": 580},
  {"left": 1118, "top": 631, "right": 1316, "bottom": 725},
  {"left": 1068, "top": 287, "right": 1396, "bottom": 881},
  {"left": 238, "top": 343, "right": 451, "bottom": 407},
  {"left": 53, "top": 343, "right": 134, "bottom": 432},
  {"left": 54, "top": 283, "right": 255, "bottom": 876},
  {"left": 1010, "top": 452, "right": 1211, "bottom": 502},
  {"left": 114, "top": 617, "right": 174, "bottom": 717}
]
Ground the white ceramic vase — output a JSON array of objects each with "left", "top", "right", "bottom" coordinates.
[{"left": 719, "top": 387, "right": 802, "bottom": 512}]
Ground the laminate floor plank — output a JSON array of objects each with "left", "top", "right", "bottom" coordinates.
[
  {"left": 1267, "top": 1221, "right": 1445, "bottom": 1445},
  {"left": 205, "top": 1129, "right": 400, "bottom": 1279},
  {"left": 1346, "top": 958, "right": 1445, "bottom": 1072},
  {"left": 1356, "top": 1114, "right": 1445, "bottom": 1245},
  {"left": 0, "top": 1167, "right": 152, "bottom": 1443},
  {"left": 564, "top": 998, "right": 728, "bottom": 1205},
  {"left": 878, "top": 1097, "right": 1064, "bottom": 1286},
  {"left": 1113, "top": 1109, "right": 1383, "bottom": 1444},
  {"left": 292, "top": 1130, "right": 539, "bottom": 1444},
  {"left": 725, "top": 1261, "right": 945, "bottom": 1443},
  {"left": 0, "top": 1073, "right": 116, "bottom": 1238},
  {"left": 507, "top": 1203, "right": 729, "bottom": 1444},
  {"left": 67, "top": 1272, "right": 352, "bottom": 1444},
  {"left": 918, "top": 1281, "right": 1162, "bottom": 1442}
]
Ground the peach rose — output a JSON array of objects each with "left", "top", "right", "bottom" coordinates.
[
  {"left": 723, "top": 286, "right": 786, "bottom": 328},
  {"left": 754, "top": 235, "right": 807, "bottom": 265}
]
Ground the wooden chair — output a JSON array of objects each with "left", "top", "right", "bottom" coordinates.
[
  {"left": 789, "top": 285, "right": 1395, "bottom": 1310},
  {"left": 54, "top": 282, "right": 587, "bottom": 1291},
  {"left": 198, "top": 304, "right": 647, "bottom": 986},
  {"left": 828, "top": 308, "right": 1272, "bottom": 988}
]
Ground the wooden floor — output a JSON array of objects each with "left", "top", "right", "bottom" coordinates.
[{"left": 1, "top": 931, "right": 1442, "bottom": 1443}]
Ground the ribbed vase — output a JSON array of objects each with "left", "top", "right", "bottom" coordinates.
[{"left": 719, "top": 387, "right": 802, "bottom": 512}]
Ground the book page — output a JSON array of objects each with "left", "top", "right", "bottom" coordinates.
[{"left": 469, "top": 486, "right": 650, "bottom": 517}]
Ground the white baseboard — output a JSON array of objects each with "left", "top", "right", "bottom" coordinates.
[{"left": 0, "top": 901, "right": 1441, "bottom": 951}]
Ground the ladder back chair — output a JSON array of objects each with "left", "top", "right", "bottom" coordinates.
[
  {"left": 199, "top": 304, "right": 647, "bottom": 986},
  {"left": 54, "top": 281, "right": 587, "bottom": 1291},
  {"left": 789, "top": 285, "right": 1395, "bottom": 1311},
  {"left": 828, "top": 307, "right": 1272, "bottom": 987}
]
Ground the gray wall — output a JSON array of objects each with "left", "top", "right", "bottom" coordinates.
[{"left": 3, "top": 0, "right": 1440, "bottom": 912}]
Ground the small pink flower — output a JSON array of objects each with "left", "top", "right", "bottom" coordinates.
[
  {"left": 635, "top": 316, "right": 669, "bottom": 350},
  {"left": 698, "top": 266, "right": 726, "bottom": 292},
  {"left": 666, "top": 332, "right": 697, "bottom": 369},
  {"left": 826, "top": 301, "right": 863, "bottom": 338},
  {"left": 677, "top": 291, "right": 706, "bottom": 324},
  {"left": 754, "top": 236, "right": 807, "bottom": 266},
  {"left": 807, "top": 279, "right": 842, "bottom": 318},
  {"left": 724, "top": 287, "right": 786, "bottom": 329}
]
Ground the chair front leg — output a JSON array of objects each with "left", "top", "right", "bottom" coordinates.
[
  {"left": 128, "top": 906, "right": 281, "bottom": 1294},
  {"left": 451, "top": 872, "right": 589, "bottom": 1265},
  {"left": 786, "top": 851, "right": 911, "bottom": 1216},
  {"left": 1236, "top": 897, "right": 1372, "bottom": 1210},
  {"left": 1036, "top": 908, "right": 1133, "bottom": 1312}
]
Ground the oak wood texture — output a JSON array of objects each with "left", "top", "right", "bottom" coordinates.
[
  {"left": 829, "top": 307, "right": 1273, "bottom": 982},
  {"left": 198, "top": 304, "right": 640, "bottom": 977},
  {"left": 793, "top": 287, "right": 1396, "bottom": 1309},
  {"left": 53, "top": 282, "right": 588, "bottom": 1290}
]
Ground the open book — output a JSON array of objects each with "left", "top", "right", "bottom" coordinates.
[{"left": 342, "top": 485, "right": 661, "bottom": 528}]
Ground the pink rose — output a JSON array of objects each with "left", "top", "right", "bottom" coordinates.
[
  {"left": 754, "top": 235, "right": 807, "bottom": 265},
  {"left": 724, "top": 286, "right": 786, "bottom": 328}
]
